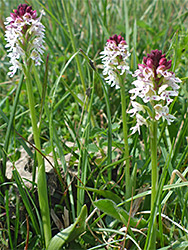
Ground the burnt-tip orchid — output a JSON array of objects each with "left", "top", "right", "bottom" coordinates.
[
  {"left": 128, "top": 49, "right": 181, "bottom": 134},
  {"left": 4, "top": 4, "right": 45, "bottom": 77},
  {"left": 100, "top": 34, "right": 131, "bottom": 89}
]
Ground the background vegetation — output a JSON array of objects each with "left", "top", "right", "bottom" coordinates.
[{"left": 0, "top": 0, "right": 188, "bottom": 249}]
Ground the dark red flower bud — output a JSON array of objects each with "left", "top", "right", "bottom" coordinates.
[
  {"left": 26, "top": 6, "right": 32, "bottom": 13},
  {"left": 143, "top": 49, "right": 171, "bottom": 71},
  {"left": 159, "top": 58, "right": 167, "bottom": 65},
  {"left": 146, "top": 58, "right": 154, "bottom": 68},
  {"left": 165, "top": 60, "right": 172, "bottom": 69},
  {"left": 19, "top": 7, "right": 25, "bottom": 16},
  {"left": 12, "top": 4, "right": 36, "bottom": 19},
  {"left": 159, "top": 58, "right": 171, "bottom": 70},
  {"left": 143, "top": 57, "right": 147, "bottom": 65},
  {"left": 107, "top": 34, "right": 127, "bottom": 46}
]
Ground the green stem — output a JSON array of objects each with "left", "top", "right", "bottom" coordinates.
[
  {"left": 120, "top": 80, "right": 131, "bottom": 210},
  {"left": 25, "top": 71, "right": 51, "bottom": 247},
  {"left": 150, "top": 119, "right": 158, "bottom": 249}
]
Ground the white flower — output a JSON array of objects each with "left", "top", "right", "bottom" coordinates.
[
  {"left": 130, "top": 79, "right": 161, "bottom": 103},
  {"left": 104, "top": 70, "right": 120, "bottom": 89},
  {"left": 127, "top": 101, "right": 145, "bottom": 117},
  {"left": 154, "top": 104, "right": 176, "bottom": 125},
  {"left": 130, "top": 113, "right": 148, "bottom": 135},
  {"left": 100, "top": 34, "right": 131, "bottom": 88},
  {"left": 128, "top": 49, "right": 181, "bottom": 133},
  {"left": 4, "top": 4, "right": 45, "bottom": 77},
  {"left": 160, "top": 90, "right": 178, "bottom": 105}
]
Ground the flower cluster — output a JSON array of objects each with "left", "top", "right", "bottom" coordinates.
[
  {"left": 128, "top": 49, "right": 181, "bottom": 134},
  {"left": 100, "top": 34, "right": 131, "bottom": 89},
  {"left": 4, "top": 4, "right": 45, "bottom": 77}
]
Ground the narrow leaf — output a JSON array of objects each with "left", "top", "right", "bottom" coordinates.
[
  {"left": 79, "top": 186, "right": 122, "bottom": 204},
  {"left": 47, "top": 205, "right": 87, "bottom": 250}
]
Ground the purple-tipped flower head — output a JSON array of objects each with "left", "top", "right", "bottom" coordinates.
[
  {"left": 107, "top": 34, "right": 127, "bottom": 46},
  {"left": 142, "top": 49, "right": 172, "bottom": 74},
  {"left": 4, "top": 4, "right": 45, "bottom": 77},
  {"left": 10, "top": 4, "right": 37, "bottom": 21},
  {"left": 100, "top": 34, "right": 131, "bottom": 89},
  {"left": 128, "top": 49, "right": 181, "bottom": 134}
]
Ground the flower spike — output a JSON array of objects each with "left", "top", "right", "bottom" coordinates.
[
  {"left": 129, "top": 49, "right": 181, "bottom": 133},
  {"left": 100, "top": 34, "right": 131, "bottom": 89},
  {"left": 4, "top": 4, "right": 45, "bottom": 77}
]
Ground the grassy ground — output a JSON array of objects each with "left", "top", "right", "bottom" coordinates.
[{"left": 0, "top": 0, "right": 188, "bottom": 249}]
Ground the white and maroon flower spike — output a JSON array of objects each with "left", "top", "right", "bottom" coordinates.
[
  {"left": 4, "top": 4, "right": 45, "bottom": 77},
  {"left": 100, "top": 34, "right": 131, "bottom": 89},
  {"left": 128, "top": 49, "right": 181, "bottom": 134}
]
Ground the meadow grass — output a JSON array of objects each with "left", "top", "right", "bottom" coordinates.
[{"left": 0, "top": 0, "right": 188, "bottom": 249}]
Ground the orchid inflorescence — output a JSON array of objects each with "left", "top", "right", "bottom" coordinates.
[
  {"left": 100, "top": 34, "right": 131, "bottom": 89},
  {"left": 128, "top": 49, "right": 181, "bottom": 134},
  {"left": 4, "top": 4, "right": 45, "bottom": 77}
]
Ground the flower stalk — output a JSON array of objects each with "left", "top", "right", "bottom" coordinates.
[
  {"left": 120, "top": 77, "right": 131, "bottom": 207},
  {"left": 25, "top": 69, "right": 51, "bottom": 246},
  {"left": 4, "top": 4, "right": 51, "bottom": 247},
  {"left": 101, "top": 34, "right": 132, "bottom": 208},
  {"left": 149, "top": 118, "right": 158, "bottom": 249}
]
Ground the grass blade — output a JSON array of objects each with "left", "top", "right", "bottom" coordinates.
[
  {"left": 12, "top": 169, "right": 41, "bottom": 237},
  {"left": 1, "top": 74, "right": 24, "bottom": 182},
  {"left": 5, "top": 189, "right": 13, "bottom": 249}
]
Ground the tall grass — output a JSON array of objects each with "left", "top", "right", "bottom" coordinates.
[{"left": 0, "top": 0, "right": 188, "bottom": 249}]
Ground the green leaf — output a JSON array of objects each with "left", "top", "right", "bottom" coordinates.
[
  {"left": 80, "top": 186, "right": 122, "bottom": 204},
  {"left": 94, "top": 199, "right": 147, "bottom": 229},
  {"left": 12, "top": 170, "right": 40, "bottom": 236},
  {"left": 87, "top": 143, "right": 99, "bottom": 153},
  {"left": 90, "top": 127, "right": 107, "bottom": 138},
  {"left": 94, "top": 199, "right": 122, "bottom": 222},
  {"left": 47, "top": 205, "right": 87, "bottom": 250},
  {"left": 111, "top": 123, "right": 120, "bottom": 132},
  {"left": 94, "top": 199, "right": 140, "bottom": 241}
]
